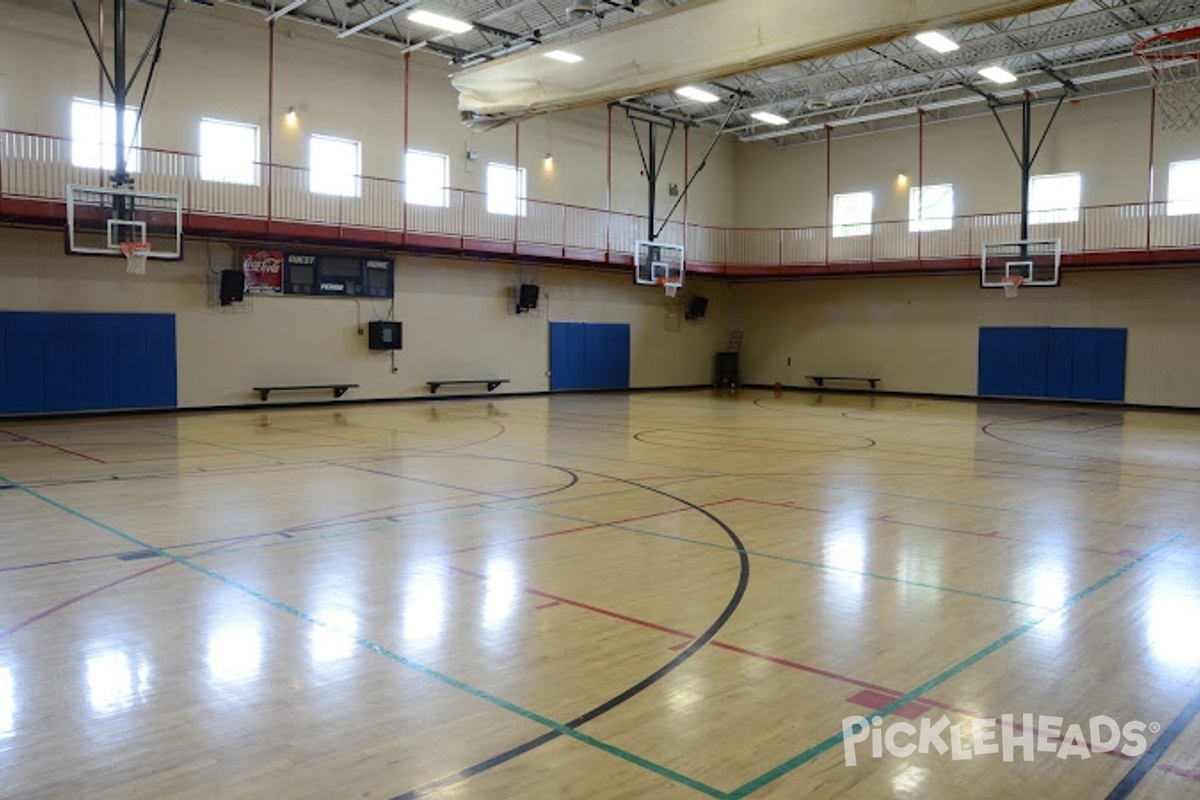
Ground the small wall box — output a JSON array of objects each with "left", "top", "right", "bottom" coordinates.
[{"left": 368, "top": 321, "right": 403, "bottom": 350}]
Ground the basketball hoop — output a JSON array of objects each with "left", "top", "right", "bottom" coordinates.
[
  {"left": 120, "top": 241, "right": 151, "bottom": 275},
  {"left": 1002, "top": 274, "right": 1024, "bottom": 298},
  {"left": 1134, "top": 26, "right": 1200, "bottom": 132}
]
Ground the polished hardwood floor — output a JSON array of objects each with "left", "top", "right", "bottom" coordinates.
[{"left": 1, "top": 390, "right": 1199, "bottom": 799}]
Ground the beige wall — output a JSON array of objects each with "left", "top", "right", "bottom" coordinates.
[
  {"left": 0, "top": 0, "right": 736, "bottom": 227},
  {"left": 733, "top": 91, "right": 1199, "bottom": 229},
  {"left": 735, "top": 268, "right": 1200, "bottom": 407},
  {"left": 0, "top": 228, "right": 732, "bottom": 407},
  {"left": 3, "top": 1, "right": 1200, "bottom": 411}
]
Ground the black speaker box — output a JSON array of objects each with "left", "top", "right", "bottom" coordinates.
[
  {"left": 685, "top": 295, "right": 708, "bottom": 320},
  {"left": 219, "top": 269, "right": 244, "bottom": 306},
  {"left": 517, "top": 283, "right": 539, "bottom": 312}
]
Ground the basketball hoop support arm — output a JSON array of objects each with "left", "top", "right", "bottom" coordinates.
[
  {"left": 625, "top": 108, "right": 677, "bottom": 242},
  {"left": 654, "top": 99, "right": 740, "bottom": 242},
  {"left": 70, "top": 0, "right": 175, "bottom": 192},
  {"left": 989, "top": 90, "right": 1067, "bottom": 246}
]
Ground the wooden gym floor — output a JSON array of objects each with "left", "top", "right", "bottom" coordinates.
[{"left": 1, "top": 390, "right": 1199, "bottom": 799}]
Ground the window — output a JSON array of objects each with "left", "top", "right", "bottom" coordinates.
[
  {"left": 200, "top": 118, "right": 259, "bottom": 185},
  {"left": 309, "top": 134, "right": 361, "bottom": 197},
  {"left": 1168, "top": 159, "right": 1200, "bottom": 216},
  {"left": 71, "top": 98, "right": 141, "bottom": 172},
  {"left": 1029, "top": 172, "right": 1081, "bottom": 224},
  {"left": 832, "top": 191, "right": 873, "bottom": 237},
  {"left": 486, "top": 162, "right": 527, "bottom": 216},
  {"left": 909, "top": 184, "right": 954, "bottom": 232},
  {"left": 404, "top": 150, "right": 449, "bottom": 207}
]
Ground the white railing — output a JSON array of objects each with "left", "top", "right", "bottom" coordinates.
[{"left": 4, "top": 128, "right": 1200, "bottom": 273}]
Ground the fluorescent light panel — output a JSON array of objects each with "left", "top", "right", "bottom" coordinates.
[
  {"left": 408, "top": 9, "right": 472, "bottom": 34},
  {"left": 979, "top": 65, "right": 1017, "bottom": 84},
  {"left": 544, "top": 50, "right": 583, "bottom": 63},
  {"left": 751, "top": 111, "right": 788, "bottom": 126},
  {"left": 915, "top": 31, "right": 959, "bottom": 53},
  {"left": 676, "top": 85, "right": 719, "bottom": 103}
]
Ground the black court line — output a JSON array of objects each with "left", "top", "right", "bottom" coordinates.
[
  {"left": 391, "top": 469, "right": 751, "bottom": 800},
  {"left": 1106, "top": 683, "right": 1200, "bottom": 799}
]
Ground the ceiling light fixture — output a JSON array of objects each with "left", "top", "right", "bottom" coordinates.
[
  {"left": 408, "top": 9, "right": 473, "bottom": 34},
  {"left": 544, "top": 50, "right": 583, "bottom": 63},
  {"left": 751, "top": 111, "right": 788, "bottom": 126},
  {"left": 914, "top": 31, "right": 959, "bottom": 54},
  {"left": 676, "top": 85, "right": 719, "bottom": 103},
  {"left": 979, "top": 66, "right": 1018, "bottom": 84}
]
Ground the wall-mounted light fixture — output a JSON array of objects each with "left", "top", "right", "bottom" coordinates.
[
  {"left": 896, "top": 172, "right": 910, "bottom": 188},
  {"left": 285, "top": 106, "right": 299, "bottom": 129}
]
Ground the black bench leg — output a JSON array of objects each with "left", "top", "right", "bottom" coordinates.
[
  {"left": 868, "top": 380, "right": 878, "bottom": 389},
  {"left": 487, "top": 381, "right": 499, "bottom": 392},
  {"left": 259, "top": 389, "right": 270, "bottom": 401},
  {"left": 333, "top": 387, "right": 348, "bottom": 398},
  {"left": 813, "top": 378, "right": 825, "bottom": 387}
]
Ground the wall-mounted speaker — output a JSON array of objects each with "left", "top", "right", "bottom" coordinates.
[
  {"left": 219, "top": 269, "right": 244, "bottom": 306},
  {"left": 685, "top": 295, "right": 708, "bottom": 320},
  {"left": 517, "top": 283, "right": 540, "bottom": 313}
]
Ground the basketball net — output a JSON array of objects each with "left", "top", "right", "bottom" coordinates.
[
  {"left": 1002, "top": 274, "right": 1024, "bottom": 299},
  {"left": 1135, "top": 26, "right": 1200, "bottom": 132},
  {"left": 657, "top": 276, "right": 678, "bottom": 298},
  {"left": 120, "top": 241, "right": 151, "bottom": 276}
]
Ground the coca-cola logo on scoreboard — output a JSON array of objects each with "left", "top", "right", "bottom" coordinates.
[{"left": 242, "top": 250, "right": 284, "bottom": 293}]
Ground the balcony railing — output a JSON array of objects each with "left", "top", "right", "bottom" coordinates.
[{"left": 3, "top": 128, "right": 1199, "bottom": 275}]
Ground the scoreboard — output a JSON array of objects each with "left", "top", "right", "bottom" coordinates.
[{"left": 241, "top": 249, "right": 393, "bottom": 299}]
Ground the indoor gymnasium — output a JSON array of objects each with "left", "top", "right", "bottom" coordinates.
[{"left": 1, "top": 0, "right": 1199, "bottom": 797}]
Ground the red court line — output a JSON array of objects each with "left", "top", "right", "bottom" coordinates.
[
  {"left": 0, "top": 430, "right": 107, "bottom": 464},
  {"left": 440, "top": 556, "right": 1200, "bottom": 783},
  {"left": 444, "top": 560, "right": 1200, "bottom": 783}
]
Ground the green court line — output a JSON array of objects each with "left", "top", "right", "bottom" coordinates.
[
  {"left": 520, "top": 506, "right": 1047, "bottom": 610},
  {"left": 0, "top": 472, "right": 726, "bottom": 799},
  {"left": 726, "top": 530, "right": 1187, "bottom": 799}
]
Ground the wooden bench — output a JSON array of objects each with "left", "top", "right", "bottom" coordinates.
[
  {"left": 426, "top": 379, "right": 510, "bottom": 395},
  {"left": 253, "top": 384, "right": 359, "bottom": 402},
  {"left": 805, "top": 375, "right": 880, "bottom": 390}
]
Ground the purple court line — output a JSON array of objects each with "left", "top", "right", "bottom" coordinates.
[
  {"left": 242, "top": 415, "right": 508, "bottom": 455},
  {"left": 0, "top": 562, "right": 177, "bottom": 641},
  {"left": 731, "top": 496, "right": 1144, "bottom": 559},
  {"left": 1072, "top": 419, "right": 1126, "bottom": 435},
  {"left": 0, "top": 429, "right": 107, "bottom": 464},
  {"left": 0, "top": 530, "right": 270, "bottom": 642}
]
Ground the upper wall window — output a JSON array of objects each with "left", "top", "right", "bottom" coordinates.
[
  {"left": 486, "top": 162, "right": 527, "bottom": 216},
  {"left": 909, "top": 184, "right": 954, "bottom": 232},
  {"left": 71, "top": 98, "right": 141, "bottom": 172},
  {"left": 309, "top": 134, "right": 361, "bottom": 197},
  {"left": 405, "top": 150, "right": 449, "bottom": 207},
  {"left": 832, "top": 191, "right": 873, "bottom": 237},
  {"left": 1029, "top": 172, "right": 1081, "bottom": 224},
  {"left": 200, "top": 118, "right": 259, "bottom": 185},
  {"left": 1167, "top": 159, "right": 1200, "bottom": 216}
]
